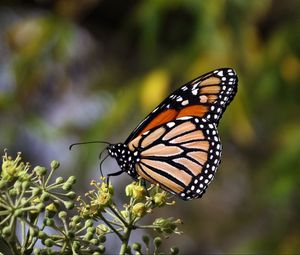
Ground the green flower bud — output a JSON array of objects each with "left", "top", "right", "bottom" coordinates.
[
  {"left": 132, "top": 203, "right": 146, "bottom": 217},
  {"left": 142, "top": 235, "right": 150, "bottom": 246},
  {"left": 98, "top": 245, "right": 105, "bottom": 254},
  {"left": 38, "top": 231, "right": 47, "bottom": 239},
  {"left": 84, "top": 232, "right": 94, "bottom": 241},
  {"left": 153, "top": 218, "right": 182, "bottom": 234},
  {"left": 50, "top": 160, "right": 60, "bottom": 170},
  {"left": 90, "top": 238, "right": 100, "bottom": 245},
  {"left": 132, "top": 242, "right": 141, "bottom": 251},
  {"left": 153, "top": 237, "right": 162, "bottom": 248},
  {"left": 67, "top": 176, "right": 76, "bottom": 185},
  {"left": 9, "top": 188, "right": 17, "bottom": 196},
  {"left": 153, "top": 192, "right": 167, "bottom": 207},
  {"left": 62, "top": 183, "right": 72, "bottom": 191},
  {"left": 45, "top": 203, "right": 58, "bottom": 218},
  {"left": 21, "top": 181, "right": 30, "bottom": 190},
  {"left": 66, "top": 191, "right": 76, "bottom": 199},
  {"left": 170, "top": 246, "right": 179, "bottom": 255},
  {"left": 45, "top": 238, "right": 54, "bottom": 247},
  {"left": 98, "top": 235, "right": 106, "bottom": 243},
  {"left": 34, "top": 166, "right": 47, "bottom": 176},
  {"left": 58, "top": 211, "right": 67, "bottom": 219},
  {"left": 2, "top": 226, "right": 11, "bottom": 237},
  {"left": 40, "top": 192, "right": 50, "bottom": 201},
  {"left": 64, "top": 201, "right": 74, "bottom": 209},
  {"left": 32, "top": 187, "right": 41, "bottom": 196},
  {"left": 93, "top": 252, "right": 101, "bottom": 255},
  {"left": 33, "top": 248, "right": 41, "bottom": 254},
  {"left": 87, "top": 226, "right": 96, "bottom": 234},
  {"left": 85, "top": 219, "right": 93, "bottom": 228},
  {"left": 72, "top": 215, "right": 81, "bottom": 224},
  {"left": 96, "top": 224, "right": 109, "bottom": 235},
  {"left": 44, "top": 218, "right": 55, "bottom": 227},
  {"left": 55, "top": 177, "right": 64, "bottom": 184}
]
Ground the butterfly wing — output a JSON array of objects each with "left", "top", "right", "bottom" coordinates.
[
  {"left": 125, "top": 68, "right": 238, "bottom": 143},
  {"left": 127, "top": 117, "right": 221, "bottom": 200}
]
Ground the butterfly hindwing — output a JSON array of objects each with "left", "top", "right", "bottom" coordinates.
[
  {"left": 125, "top": 68, "right": 237, "bottom": 143},
  {"left": 127, "top": 117, "right": 222, "bottom": 200}
]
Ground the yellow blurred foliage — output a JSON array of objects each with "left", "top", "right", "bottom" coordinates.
[
  {"left": 139, "top": 69, "right": 170, "bottom": 112},
  {"left": 280, "top": 55, "right": 300, "bottom": 83},
  {"left": 7, "top": 18, "right": 44, "bottom": 57},
  {"left": 228, "top": 89, "right": 256, "bottom": 147}
]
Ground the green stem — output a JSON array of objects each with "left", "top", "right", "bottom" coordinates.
[
  {"left": 44, "top": 168, "right": 54, "bottom": 187},
  {"left": 108, "top": 204, "right": 129, "bottom": 227},
  {"left": 99, "top": 214, "right": 123, "bottom": 241},
  {"left": 119, "top": 226, "right": 132, "bottom": 255},
  {"left": 134, "top": 224, "right": 156, "bottom": 229}
]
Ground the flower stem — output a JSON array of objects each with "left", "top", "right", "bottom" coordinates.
[{"left": 119, "top": 226, "right": 132, "bottom": 255}]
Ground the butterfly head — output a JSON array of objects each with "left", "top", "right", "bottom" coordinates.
[{"left": 107, "top": 143, "right": 138, "bottom": 178}]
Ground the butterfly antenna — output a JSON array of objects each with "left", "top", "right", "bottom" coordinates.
[
  {"left": 69, "top": 141, "right": 111, "bottom": 150},
  {"left": 99, "top": 151, "right": 109, "bottom": 178}
]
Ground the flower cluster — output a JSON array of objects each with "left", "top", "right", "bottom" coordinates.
[{"left": 0, "top": 150, "right": 182, "bottom": 255}]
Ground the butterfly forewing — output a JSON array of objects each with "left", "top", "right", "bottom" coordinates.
[{"left": 125, "top": 68, "right": 237, "bottom": 143}]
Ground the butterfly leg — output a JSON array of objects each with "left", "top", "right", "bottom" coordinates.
[
  {"left": 141, "top": 178, "right": 151, "bottom": 197},
  {"left": 106, "top": 170, "right": 124, "bottom": 184}
]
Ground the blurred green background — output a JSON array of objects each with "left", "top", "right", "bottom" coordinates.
[{"left": 0, "top": 0, "right": 300, "bottom": 254}]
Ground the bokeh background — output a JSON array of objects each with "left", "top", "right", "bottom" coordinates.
[{"left": 1, "top": 0, "right": 300, "bottom": 254}]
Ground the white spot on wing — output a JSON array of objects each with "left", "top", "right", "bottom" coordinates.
[
  {"left": 167, "top": 122, "right": 175, "bottom": 128},
  {"left": 217, "top": 70, "right": 223, "bottom": 76},
  {"left": 182, "top": 100, "right": 189, "bottom": 106},
  {"left": 192, "top": 89, "right": 198, "bottom": 95},
  {"left": 177, "top": 116, "right": 193, "bottom": 120},
  {"left": 176, "top": 96, "right": 183, "bottom": 102}
]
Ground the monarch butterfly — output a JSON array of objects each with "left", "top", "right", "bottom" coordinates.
[
  {"left": 69, "top": 68, "right": 237, "bottom": 200},
  {"left": 104, "top": 68, "right": 238, "bottom": 200}
]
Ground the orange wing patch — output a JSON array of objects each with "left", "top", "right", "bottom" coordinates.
[
  {"left": 138, "top": 109, "right": 178, "bottom": 135},
  {"left": 177, "top": 105, "right": 209, "bottom": 118}
]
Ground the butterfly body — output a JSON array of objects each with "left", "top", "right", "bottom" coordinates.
[{"left": 107, "top": 68, "right": 238, "bottom": 200}]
